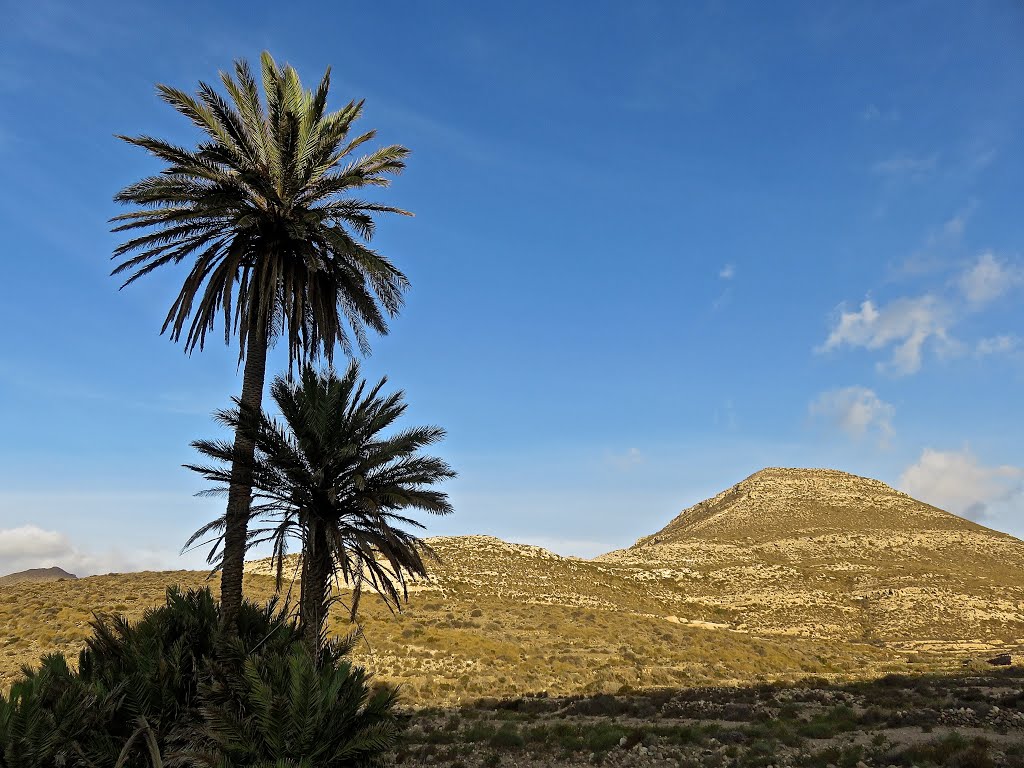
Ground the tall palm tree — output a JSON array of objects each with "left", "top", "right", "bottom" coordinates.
[
  {"left": 111, "top": 52, "right": 412, "bottom": 629},
  {"left": 185, "top": 364, "right": 454, "bottom": 650}
]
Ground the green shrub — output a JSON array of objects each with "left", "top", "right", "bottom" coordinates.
[
  {"left": 196, "top": 644, "right": 401, "bottom": 767},
  {"left": 488, "top": 723, "right": 524, "bottom": 749},
  {"left": 583, "top": 724, "right": 628, "bottom": 752}
]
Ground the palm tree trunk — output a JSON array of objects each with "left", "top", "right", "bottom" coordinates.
[
  {"left": 301, "top": 523, "right": 331, "bottom": 655},
  {"left": 219, "top": 327, "right": 269, "bottom": 631}
]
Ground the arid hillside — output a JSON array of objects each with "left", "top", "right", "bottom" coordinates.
[
  {"left": 600, "top": 467, "right": 1024, "bottom": 650},
  {"left": 2, "top": 468, "right": 1022, "bottom": 705}
]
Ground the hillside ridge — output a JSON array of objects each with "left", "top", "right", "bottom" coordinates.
[
  {"left": 0, "top": 566, "right": 78, "bottom": 585},
  {"left": 624, "top": 466, "right": 999, "bottom": 551}
]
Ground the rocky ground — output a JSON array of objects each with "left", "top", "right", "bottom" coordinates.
[{"left": 395, "top": 666, "right": 1024, "bottom": 767}]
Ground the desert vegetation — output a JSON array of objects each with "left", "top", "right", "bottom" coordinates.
[
  {"left": 1, "top": 51, "right": 450, "bottom": 767},
  {"left": 0, "top": 587, "right": 401, "bottom": 767},
  {"left": 395, "top": 667, "right": 1024, "bottom": 767}
]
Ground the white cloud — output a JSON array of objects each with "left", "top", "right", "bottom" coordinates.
[
  {"left": 809, "top": 387, "right": 894, "bottom": 445},
  {"left": 959, "top": 251, "right": 1022, "bottom": 306},
  {"left": 819, "top": 296, "right": 955, "bottom": 376},
  {"left": 872, "top": 153, "right": 938, "bottom": 178},
  {"left": 861, "top": 104, "right": 900, "bottom": 122},
  {"left": 822, "top": 252, "right": 1022, "bottom": 375},
  {"left": 977, "top": 334, "right": 1020, "bottom": 357},
  {"left": 719, "top": 264, "right": 736, "bottom": 280},
  {"left": 937, "top": 202, "right": 974, "bottom": 239},
  {"left": 607, "top": 447, "right": 645, "bottom": 470},
  {"left": 0, "top": 524, "right": 185, "bottom": 577},
  {"left": 888, "top": 203, "right": 977, "bottom": 281},
  {"left": 0, "top": 524, "right": 70, "bottom": 560},
  {"left": 899, "top": 449, "right": 1024, "bottom": 521}
]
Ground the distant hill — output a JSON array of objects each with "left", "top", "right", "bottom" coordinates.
[
  {"left": 0, "top": 566, "right": 78, "bottom": 585},
  {"left": 599, "top": 467, "right": 1024, "bottom": 648}
]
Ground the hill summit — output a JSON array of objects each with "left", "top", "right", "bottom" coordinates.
[
  {"left": 0, "top": 566, "right": 78, "bottom": 585},
  {"left": 636, "top": 467, "right": 991, "bottom": 546}
]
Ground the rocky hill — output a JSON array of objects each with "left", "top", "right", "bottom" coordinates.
[
  {"left": 0, "top": 566, "right": 77, "bottom": 585},
  {"left": 599, "top": 467, "right": 1024, "bottom": 652}
]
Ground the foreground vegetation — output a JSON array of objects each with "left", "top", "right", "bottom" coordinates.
[
  {"left": 400, "top": 669, "right": 1024, "bottom": 767},
  {"left": 0, "top": 588, "right": 400, "bottom": 767}
]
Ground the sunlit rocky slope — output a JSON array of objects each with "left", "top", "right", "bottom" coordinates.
[
  {"left": 2, "top": 468, "right": 1022, "bottom": 703},
  {"left": 599, "top": 467, "right": 1024, "bottom": 651}
]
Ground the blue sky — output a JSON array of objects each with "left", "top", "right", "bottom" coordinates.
[{"left": 1, "top": 1, "right": 1022, "bottom": 575}]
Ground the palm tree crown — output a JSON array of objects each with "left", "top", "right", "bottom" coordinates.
[
  {"left": 111, "top": 51, "right": 411, "bottom": 362},
  {"left": 186, "top": 363, "right": 454, "bottom": 643}
]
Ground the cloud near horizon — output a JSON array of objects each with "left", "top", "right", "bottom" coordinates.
[
  {"left": 899, "top": 448, "right": 1024, "bottom": 521},
  {"left": 0, "top": 524, "right": 192, "bottom": 577}
]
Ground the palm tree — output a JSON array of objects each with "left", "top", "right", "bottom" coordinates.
[
  {"left": 111, "top": 52, "right": 412, "bottom": 629},
  {"left": 186, "top": 363, "right": 454, "bottom": 650}
]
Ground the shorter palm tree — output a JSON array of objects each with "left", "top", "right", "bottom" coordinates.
[
  {"left": 192, "top": 646, "right": 400, "bottom": 768},
  {"left": 186, "top": 364, "right": 454, "bottom": 649}
]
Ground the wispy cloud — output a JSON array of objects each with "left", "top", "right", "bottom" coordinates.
[
  {"left": 976, "top": 334, "right": 1020, "bottom": 357},
  {"left": 886, "top": 202, "right": 978, "bottom": 282},
  {"left": 818, "top": 295, "right": 956, "bottom": 376},
  {"left": 941, "top": 203, "right": 976, "bottom": 239},
  {"left": 606, "top": 447, "right": 645, "bottom": 470},
  {"left": 809, "top": 386, "right": 894, "bottom": 446},
  {"left": 820, "top": 252, "right": 1023, "bottom": 375},
  {"left": 959, "top": 251, "right": 1023, "bottom": 306},
  {"left": 899, "top": 449, "right": 1023, "bottom": 521},
  {"left": 872, "top": 152, "right": 938, "bottom": 179},
  {"left": 861, "top": 104, "right": 900, "bottom": 122},
  {"left": 719, "top": 263, "right": 736, "bottom": 280}
]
